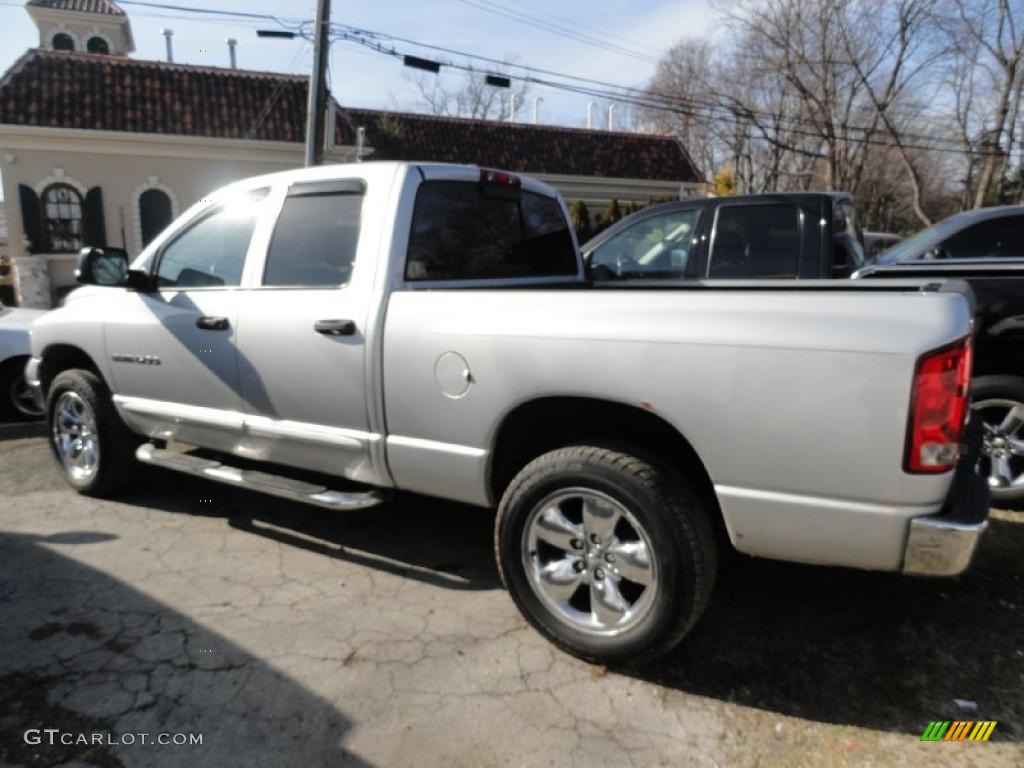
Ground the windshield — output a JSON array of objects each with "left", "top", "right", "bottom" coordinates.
[
  {"left": 873, "top": 213, "right": 975, "bottom": 265},
  {"left": 589, "top": 207, "right": 700, "bottom": 279}
]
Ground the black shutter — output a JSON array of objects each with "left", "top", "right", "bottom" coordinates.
[
  {"left": 83, "top": 187, "right": 107, "bottom": 247},
  {"left": 18, "top": 184, "right": 44, "bottom": 253}
]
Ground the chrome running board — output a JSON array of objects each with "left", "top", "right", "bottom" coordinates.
[{"left": 136, "top": 443, "right": 384, "bottom": 511}]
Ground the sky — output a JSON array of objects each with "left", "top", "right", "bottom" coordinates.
[{"left": 0, "top": 0, "right": 715, "bottom": 129}]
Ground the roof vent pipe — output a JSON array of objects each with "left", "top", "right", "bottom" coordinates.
[
  {"left": 607, "top": 103, "right": 616, "bottom": 131},
  {"left": 226, "top": 38, "right": 238, "bottom": 69},
  {"left": 587, "top": 101, "right": 596, "bottom": 129},
  {"left": 533, "top": 96, "right": 543, "bottom": 125},
  {"left": 161, "top": 28, "right": 174, "bottom": 63}
]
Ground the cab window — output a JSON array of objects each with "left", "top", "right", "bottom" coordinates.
[
  {"left": 937, "top": 216, "right": 1024, "bottom": 259},
  {"left": 708, "top": 203, "right": 799, "bottom": 278},
  {"left": 405, "top": 181, "right": 577, "bottom": 281},
  {"left": 832, "top": 201, "right": 865, "bottom": 276},
  {"left": 590, "top": 208, "right": 700, "bottom": 279},
  {"left": 263, "top": 183, "right": 363, "bottom": 287},
  {"left": 155, "top": 189, "right": 267, "bottom": 288}
]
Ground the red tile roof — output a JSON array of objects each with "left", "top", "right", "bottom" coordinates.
[
  {"left": 0, "top": 49, "right": 703, "bottom": 182},
  {"left": 338, "top": 108, "right": 702, "bottom": 182},
  {"left": 27, "top": 0, "right": 125, "bottom": 15}
]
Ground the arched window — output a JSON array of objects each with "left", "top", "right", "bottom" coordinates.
[
  {"left": 52, "top": 33, "right": 75, "bottom": 51},
  {"left": 139, "top": 188, "right": 174, "bottom": 247},
  {"left": 86, "top": 36, "right": 110, "bottom": 54},
  {"left": 41, "top": 183, "right": 84, "bottom": 252}
]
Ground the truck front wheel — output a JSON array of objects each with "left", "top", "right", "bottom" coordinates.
[
  {"left": 47, "top": 369, "right": 140, "bottom": 497},
  {"left": 495, "top": 444, "right": 717, "bottom": 665}
]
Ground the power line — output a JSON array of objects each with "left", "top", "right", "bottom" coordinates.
[
  {"left": 336, "top": 28, "right": 1021, "bottom": 159},
  {"left": 5, "top": 0, "right": 1014, "bottom": 159},
  {"left": 335, "top": 23, "right": 1023, "bottom": 158},
  {"left": 116, "top": 0, "right": 301, "bottom": 26},
  {"left": 351, "top": 25, "right": 1002, "bottom": 154},
  {"left": 453, "top": 0, "right": 659, "bottom": 65},
  {"left": 501, "top": 0, "right": 664, "bottom": 59}
]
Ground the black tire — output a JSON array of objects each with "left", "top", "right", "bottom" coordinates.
[
  {"left": 0, "top": 357, "right": 43, "bottom": 421},
  {"left": 971, "top": 374, "right": 1024, "bottom": 506},
  {"left": 46, "top": 368, "right": 140, "bottom": 496},
  {"left": 495, "top": 444, "right": 718, "bottom": 666}
]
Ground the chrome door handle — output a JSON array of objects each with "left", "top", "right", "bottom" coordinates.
[
  {"left": 314, "top": 319, "right": 356, "bottom": 336},
  {"left": 196, "top": 316, "right": 229, "bottom": 331}
]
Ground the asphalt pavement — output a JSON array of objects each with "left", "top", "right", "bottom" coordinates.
[{"left": 1, "top": 420, "right": 1022, "bottom": 767}]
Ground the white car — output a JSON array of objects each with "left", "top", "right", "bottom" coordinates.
[{"left": 0, "top": 302, "right": 45, "bottom": 419}]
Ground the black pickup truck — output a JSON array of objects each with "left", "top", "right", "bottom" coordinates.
[
  {"left": 582, "top": 192, "right": 867, "bottom": 282},
  {"left": 582, "top": 197, "right": 1024, "bottom": 504}
]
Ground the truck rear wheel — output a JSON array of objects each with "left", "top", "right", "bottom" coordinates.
[
  {"left": 47, "top": 369, "right": 140, "bottom": 497},
  {"left": 972, "top": 374, "right": 1024, "bottom": 506},
  {"left": 495, "top": 444, "right": 717, "bottom": 665}
]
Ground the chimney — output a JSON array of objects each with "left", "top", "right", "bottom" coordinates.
[
  {"left": 161, "top": 28, "right": 174, "bottom": 63},
  {"left": 226, "top": 38, "right": 238, "bottom": 69},
  {"left": 533, "top": 96, "right": 543, "bottom": 125},
  {"left": 587, "top": 101, "right": 596, "bottom": 129},
  {"left": 606, "top": 104, "right": 616, "bottom": 131},
  {"left": 356, "top": 126, "right": 366, "bottom": 162}
]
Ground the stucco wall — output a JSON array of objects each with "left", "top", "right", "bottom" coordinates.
[{"left": 1, "top": 143, "right": 306, "bottom": 305}]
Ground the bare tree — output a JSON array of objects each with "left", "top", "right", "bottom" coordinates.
[
  {"left": 643, "top": 0, "right": 1019, "bottom": 225},
  {"left": 942, "top": 0, "right": 1024, "bottom": 207},
  {"left": 835, "top": 0, "right": 942, "bottom": 225},
  {"left": 640, "top": 39, "right": 720, "bottom": 177}
]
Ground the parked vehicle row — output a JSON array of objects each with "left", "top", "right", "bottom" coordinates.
[
  {"left": 582, "top": 198, "right": 1024, "bottom": 503},
  {"left": 24, "top": 162, "right": 987, "bottom": 663}
]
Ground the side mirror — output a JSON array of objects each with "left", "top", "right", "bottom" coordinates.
[
  {"left": 76, "top": 247, "right": 150, "bottom": 290},
  {"left": 76, "top": 247, "right": 129, "bottom": 286}
]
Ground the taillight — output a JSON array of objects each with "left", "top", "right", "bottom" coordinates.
[{"left": 905, "top": 337, "right": 973, "bottom": 473}]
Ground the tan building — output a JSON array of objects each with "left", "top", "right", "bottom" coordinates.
[{"left": 0, "top": 0, "right": 703, "bottom": 307}]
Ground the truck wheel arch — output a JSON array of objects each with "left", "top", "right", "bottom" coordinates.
[
  {"left": 38, "top": 344, "right": 104, "bottom": 399},
  {"left": 488, "top": 396, "right": 725, "bottom": 544}
]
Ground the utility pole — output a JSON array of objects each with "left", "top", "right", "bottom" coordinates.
[{"left": 306, "top": 0, "right": 332, "bottom": 167}]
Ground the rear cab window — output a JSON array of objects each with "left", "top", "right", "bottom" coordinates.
[
  {"left": 708, "top": 203, "right": 800, "bottom": 278},
  {"left": 405, "top": 181, "right": 578, "bottom": 282}
]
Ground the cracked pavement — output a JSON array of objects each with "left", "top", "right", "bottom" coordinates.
[{"left": 1, "top": 421, "right": 1022, "bottom": 767}]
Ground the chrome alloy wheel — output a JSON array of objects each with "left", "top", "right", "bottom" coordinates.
[
  {"left": 10, "top": 373, "right": 43, "bottom": 419},
  {"left": 522, "top": 488, "right": 658, "bottom": 636},
  {"left": 52, "top": 391, "right": 100, "bottom": 481},
  {"left": 974, "top": 399, "right": 1024, "bottom": 491}
]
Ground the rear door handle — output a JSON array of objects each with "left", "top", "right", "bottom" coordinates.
[
  {"left": 314, "top": 319, "right": 356, "bottom": 336},
  {"left": 196, "top": 316, "right": 230, "bottom": 331}
]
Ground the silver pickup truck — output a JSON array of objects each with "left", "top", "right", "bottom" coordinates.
[{"left": 26, "top": 162, "right": 988, "bottom": 663}]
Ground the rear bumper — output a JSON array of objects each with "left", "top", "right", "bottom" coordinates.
[{"left": 903, "top": 420, "right": 989, "bottom": 576}]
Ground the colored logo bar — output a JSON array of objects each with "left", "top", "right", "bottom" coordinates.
[{"left": 921, "top": 721, "right": 997, "bottom": 742}]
